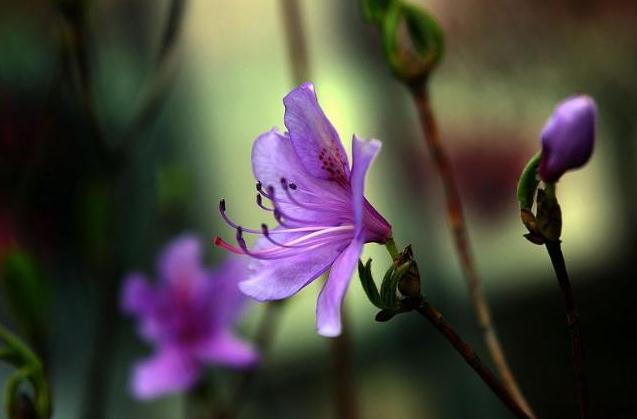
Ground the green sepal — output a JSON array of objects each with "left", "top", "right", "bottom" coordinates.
[
  {"left": 375, "top": 304, "right": 412, "bottom": 322},
  {"left": 536, "top": 187, "right": 562, "bottom": 242},
  {"left": 516, "top": 151, "right": 542, "bottom": 210},
  {"left": 379, "top": 265, "right": 399, "bottom": 308},
  {"left": 358, "top": 259, "right": 384, "bottom": 309}
]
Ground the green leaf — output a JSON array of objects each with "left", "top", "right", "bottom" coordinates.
[
  {"left": 358, "top": 259, "right": 383, "bottom": 309},
  {"left": 1, "top": 250, "right": 49, "bottom": 344},
  {"left": 362, "top": 0, "right": 396, "bottom": 24}
]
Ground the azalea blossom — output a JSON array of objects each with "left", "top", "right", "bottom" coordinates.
[
  {"left": 214, "top": 82, "right": 392, "bottom": 337},
  {"left": 121, "top": 235, "right": 258, "bottom": 399},
  {"left": 539, "top": 95, "right": 597, "bottom": 182}
]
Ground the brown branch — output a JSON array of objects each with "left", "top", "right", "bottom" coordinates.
[
  {"left": 415, "top": 299, "right": 532, "bottom": 419},
  {"left": 409, "top": 83, "right": 535, "bottom": 418},
  {"left": 544, "top": 241, "right": 590, "bottom": 419}
]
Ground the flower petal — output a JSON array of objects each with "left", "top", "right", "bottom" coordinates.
[
  {"left": 195, "top": 331, "right": 259, "bottom": 368},
  {"left": 239, "top": 234, "right": 347, "bottom": 301},
  {"left": 283, "top": 83, "right": 350, "bottom": 181},
  {"left": 350, "top": 135, "right": 390, "bottom": 243},
  {"left": 130, "top": 346, "right": 199, "bottom": 399},
  {"left": 350, "top": 136, "right": 381, "bottom": 234},
  {"left": 251, "top": 128, "right": 350, "bottom": 224},
  {"left": 157, "top": 234, "right": 204, "bottom": 286},
  {"left": 316, "top": 239, "right": 363, "bottom": 337},
  {"left": 120, "top": 273, "right": 156, "bottom": 316}
]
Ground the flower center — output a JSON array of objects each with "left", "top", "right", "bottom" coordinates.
[{"left": 214, "top": 178, "right": 354, "bottom": 259}]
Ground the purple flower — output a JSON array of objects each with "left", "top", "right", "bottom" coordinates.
[
  {"left": 539, "top": 95, "right": 597, "bottom": 182},
  {"left": 214, "top": 82, "right": 392, "bottom": 337},
  {"left": 121, "top": 235, "right": 258, "bottom": 400}
]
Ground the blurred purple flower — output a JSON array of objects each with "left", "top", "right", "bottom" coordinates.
[
  {"left": 121, "top": 235, "right": 258, "bottom": 400},
  {"left": 214, "top": 82, "right": 392, "bottom": 337},
  {"left": 539, "top": 95, "right": 597, "bottom": 182}
]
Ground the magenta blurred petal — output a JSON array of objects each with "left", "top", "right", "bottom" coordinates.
[
  {"left": 195, "top": 331, "right": 259, "bottom": 368},
  {"left": 131, "top": 346, "right": 199, "bottom": 400}
]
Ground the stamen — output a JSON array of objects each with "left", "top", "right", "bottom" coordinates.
[
  {"left": 256, "top": 194, "right": 273, "bottom": 211},
  {"left": 213, "top": 236, "right": 244, "bottom": 255},
  {"left": 261, "top": 224, "right": 298, "bottom": 248},
  {"left": 219, "top": 199, "right": 264, "bottom": 234}
]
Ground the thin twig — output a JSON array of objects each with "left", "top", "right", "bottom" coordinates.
[
  {"left": 409, "top": 83, "right": 535, "bottom": 417},
  {"left": 280, "top": 0, "right": 311, "bottom": 85},
  {"left": 544, "top": 241, "right": 589, "bottom": 419},
  {"left": 414, "top": 299, "right": 532, "bottom": 419}
]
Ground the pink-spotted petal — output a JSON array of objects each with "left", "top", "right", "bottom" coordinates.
[
  {"left": 239, "top": 234, "right": 347, "bottom": 301},
  {"left": 251, "top": 128, "right": 350, "bottom": 223},
  {"left": 283, "top": 83, "right": 350, "bottom": 182},
  {"left": 130, "top": 346, "right": 199, "bottom": 399},
  {"left": 316, "top": 239, "right": 363, "bottom": 337},
  {"left": 195, "top": 331, "right": 259, "bottom": 368}
]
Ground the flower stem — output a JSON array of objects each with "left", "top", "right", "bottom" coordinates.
[
  {"left": 544, "top": 240, "right": 590, "bottom": 419},
  {"left": 409, "top": 83, "right": 535, "bottom": 418},
  {"left": 414, "top": 299, "right": 532, "bottom": 419},
  {"left": 385, "top": 237, "right": 400, "bottom": 261}
]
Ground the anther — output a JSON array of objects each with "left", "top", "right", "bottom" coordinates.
[{"left": 256, "top": 194, "right": 273, "bottom": 211}]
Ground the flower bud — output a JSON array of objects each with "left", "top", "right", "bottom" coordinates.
[{"left": 539, "top": 95, "right": 597, "bottom": 182}]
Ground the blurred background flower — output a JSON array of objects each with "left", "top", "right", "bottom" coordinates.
[{"left": 121, "top": 235, "right": 257, "bottom": 400}]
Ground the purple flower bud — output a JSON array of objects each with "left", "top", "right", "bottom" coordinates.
[{"left": 539, "top": 95, "right": 597, "bottom": 182}]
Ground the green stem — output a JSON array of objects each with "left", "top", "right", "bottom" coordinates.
[
  {"left": 385, "top": 238, "right": 400, "bottom": 261},
  {"left": 0, "top": 324, "right": 51, "bottom": 419}
]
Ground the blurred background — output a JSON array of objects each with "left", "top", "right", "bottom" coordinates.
[{"left": 1, "top": 0, "right": 636, "bottom": 418}]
